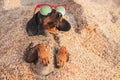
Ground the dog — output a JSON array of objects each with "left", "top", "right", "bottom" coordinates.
[
  {"left": 24, "top": 43, "right": 49, "bottom": 66},
  {"left": 26, "top": 9, "right": 71, "bottom": 36}
]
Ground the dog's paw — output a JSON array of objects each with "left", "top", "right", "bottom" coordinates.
[
  {"left": 35, "top": 44, "right": 49, "bottom": 66},
  {"left": 56, "top": 46, "right": 68, "bottom": 67}
]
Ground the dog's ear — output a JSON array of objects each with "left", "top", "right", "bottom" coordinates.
[
  {"left": 26, "top": 12, "right": 42, "bottom": 36},
  {"left": 56, "top": 19, "right": 71, "bottom": 31}
]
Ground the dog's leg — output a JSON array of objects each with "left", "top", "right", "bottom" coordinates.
[
  {"left": 55, "top": 46, "right": 68, "bottom": 68},
  {"left": 34, "top": 44, "right": 49, "bottom": 66}
]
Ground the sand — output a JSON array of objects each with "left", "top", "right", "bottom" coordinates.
[{"left": 0, "top": 0, "right": 120, "bottom": 80}]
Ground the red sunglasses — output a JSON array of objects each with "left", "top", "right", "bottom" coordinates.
[{"left": 34, "top": 4, "right": 68, "bottom": 15}]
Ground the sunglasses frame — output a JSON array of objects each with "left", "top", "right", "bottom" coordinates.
[{"left": 34, "top": 4, "right": 68, "bottom": 14}]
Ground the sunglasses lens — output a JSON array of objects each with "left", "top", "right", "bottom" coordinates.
[
  {"left": 40, "top": 6, "right": 52, "bottom": 15},
  {"left": 56, "top": 6, "right": 66, "bottom": 15}
]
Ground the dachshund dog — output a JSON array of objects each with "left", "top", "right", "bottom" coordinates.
[
  {"left": 26, "top": 9, "right": 71, "bottom": 36},
  {"left": 24, "top": 43, "right": 49, "bottom": 66}
]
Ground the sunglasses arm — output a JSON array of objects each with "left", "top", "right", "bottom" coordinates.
[{"left": 34, "top": 4, "right": 41, "bottom": 14}]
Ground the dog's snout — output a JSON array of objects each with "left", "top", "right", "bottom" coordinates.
[{"left": 56, "top": 13, "right": 62, "bottom": 18}]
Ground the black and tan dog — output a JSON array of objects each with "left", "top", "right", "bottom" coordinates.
[
  {"left": 25, "top": 8, "right": 70, "bottom": 67},
  {"left": 26, "top": 9, "right": 71, "bottom": 36}
]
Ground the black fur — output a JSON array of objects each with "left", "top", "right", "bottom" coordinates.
[
  {"left": 26, "top": 12, "right": 45, "bottom": 36},
  {"left": 57, "top": 19, "right": 71, "bottom": 31}
]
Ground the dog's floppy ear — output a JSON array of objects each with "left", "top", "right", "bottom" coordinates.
[
  {"left": 56, "top": 19, "right": 71, "bottom": 31},
  {"left": 26, "top": 12, "right": 42, "bottom": 36}
]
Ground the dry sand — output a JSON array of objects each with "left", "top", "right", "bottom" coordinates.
[{"left": 0, "top": 0, "right": 120, "bottom": 80}]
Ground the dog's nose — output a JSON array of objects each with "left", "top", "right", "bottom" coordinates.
[{"left": 56, "top": 13, "right": 62, "bottom": 18}]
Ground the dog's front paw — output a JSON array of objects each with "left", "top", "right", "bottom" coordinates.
[
  {"left": 56, "top": 46, "right": 68, "bottom": 67},
  {"left": 36, "top": 44, "right": 49, "bottom": 66}
]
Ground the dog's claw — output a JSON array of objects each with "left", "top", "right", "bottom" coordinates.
[{"left": 42, "top": 57, "right": 49, "bottom": 66}]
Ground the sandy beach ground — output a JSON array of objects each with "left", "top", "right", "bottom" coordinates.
[{"left": 0, "top": 0, "right": 120, "bottom": 80}]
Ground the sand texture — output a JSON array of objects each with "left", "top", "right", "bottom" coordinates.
[{"left": 0, "top": 0, "right": 120, "bottom": 80}]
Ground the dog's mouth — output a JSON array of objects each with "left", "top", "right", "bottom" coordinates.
[
  {"left": 47, "top": 20, "right": 61, "bottom": 28},
  {"left": 47, "top": 21, "right": 59, "bottom": 28}
]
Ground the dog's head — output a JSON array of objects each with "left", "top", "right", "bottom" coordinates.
[
  {"left": 26, "top": 6, "right": 71, "bottom": 36},
  {"left": 38, "top": 9, "right": 62, "bottom": 29}
]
